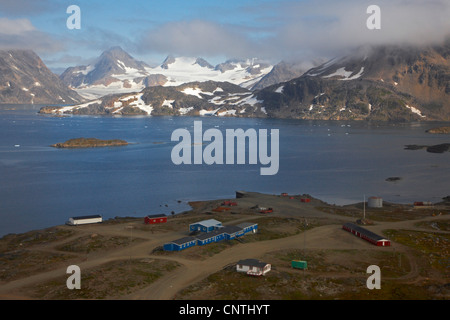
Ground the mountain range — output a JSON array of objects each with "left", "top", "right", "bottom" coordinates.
[
  {"left": 60, "top": 47, "right": 275, "bottom": 100},
  {"left": 40, "top": 40, "right": 450, "bottom": 121},
  {"left": 1, "top": 40, "right": 449, "bottom": 121},
  {"left": 258, "top": 41, "right": 450, "bottom": 121}
]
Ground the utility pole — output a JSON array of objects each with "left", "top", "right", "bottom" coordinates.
[{"left": 363, "top": 194, "right": 366, "bottom": 220}]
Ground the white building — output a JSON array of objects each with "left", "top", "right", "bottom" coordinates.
[
  {"left": 236, "top": 259, "right": 271, "bottom": 276},
  {"left": 67, "top": 215, "right": 102, "bottom": 226}
]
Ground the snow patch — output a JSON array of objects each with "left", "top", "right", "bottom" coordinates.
[
  {"left": 199, "top": 108, "right": 221, "bottom": 116},
  {"left": 181, "top": 87, "right": 213, "bottom": 98},
  {"left": 275, "top": 85, "right": 284, "bottom": 93},
  {"left": 341, "top": 67, "right": 364, "bottom": 81},
  {"left": 218, "top": 109, "right": 237, "bottom": 116},
  {"left": 162, "top": 99, "right": 175, "bottom": 108},
  {"left": 405, "top": 105, "right": 426, "bottom": 118},
  {"left": 179, "top": 107, "right": 194, "bottom": 115},
  {"left": 127, "top": 93, "right": 153, "bottom": 115},
  {"left": 323, "top": 67, "right": 364, "bottom": 80}
]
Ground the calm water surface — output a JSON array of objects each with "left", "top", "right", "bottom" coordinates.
[{"left": 1, "top": 104, "right": 449, "bottom": 236}]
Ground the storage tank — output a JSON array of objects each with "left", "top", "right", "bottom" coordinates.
[{"left": 368, "top": 196, "right": 383, "bottom": 208}]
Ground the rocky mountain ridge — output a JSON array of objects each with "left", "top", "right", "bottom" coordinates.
[{"left": 0, "top": 50, "right": 84, "bottom": 105}]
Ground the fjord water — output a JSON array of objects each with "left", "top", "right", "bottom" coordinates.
[{"left": 1, "top": 104, "right": 449, "bottom": 237}]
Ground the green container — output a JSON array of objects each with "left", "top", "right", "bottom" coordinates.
[{"left": 291, "top": 260, "right": 307, "bottom": 269}]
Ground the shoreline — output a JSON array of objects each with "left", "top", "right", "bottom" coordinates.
[{"left": 1, "top": 190, "right": 449, "bottom": 239}]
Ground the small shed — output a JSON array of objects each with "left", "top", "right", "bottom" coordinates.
[
  {"left": 144, "top": 214, "right": 167, "bottom": 225},
  {"left": 342, "top": 223, "right": 391, "bottom": 246},
  {"left": 67, "top": 215, "right": 102, "bottom": 226},
  {"left": 189, "top": 219, "right": 222, "bottom": 233},
  {"left": 236, "top": 259, "right": 271, "bottom": 276},
  {"left": 291, "top": 260, "right": 308, "bottom": 270},
  {"left": 163, "top": 236, "right": 197, "bottom": 251}
]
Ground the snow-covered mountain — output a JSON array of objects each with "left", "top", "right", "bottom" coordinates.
[
  {"left": 60, "top": 47, "right": 273, "bottom": 100},
  {"left": 39, "top": 81, "right": 267, "bottom": 117},
  {"left": 256, "top": 41, "right": 450, "bottom": 121}
]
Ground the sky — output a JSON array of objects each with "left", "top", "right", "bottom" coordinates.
[{"left": 0, "top": 0, "right": 449, "bottom": 73}]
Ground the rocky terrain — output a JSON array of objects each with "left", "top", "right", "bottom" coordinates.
[
  {"left": 257, "top": 41, "right": 450, "bottom": 121},
  {"left": 39, "top": 81, "right": 266, "bottom": 117},
  {"left": 0, "top": 50, "right": 84, "bottom": 105}
]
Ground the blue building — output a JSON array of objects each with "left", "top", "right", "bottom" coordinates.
[
  {"left": 189, "top": 219, "right": 222, "bottom": 233},
  {"left": 196, "top": 229, "right": 226, "bottom": 246},
  {"left": 236, "top": 222, "right": 258, "bottom": 234},
  {"left": 163, "top": 236, "right": 197, "bottom": 251},
  {"left": 164, "top": 222, "right": 259, "bottom": 251},
  {"left": 222, "top": 225, "right": 245, "bottom": 240}
]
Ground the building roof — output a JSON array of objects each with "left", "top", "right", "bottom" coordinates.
[
  {"left": 237, "top": 259, "right": 268, "bottom": 268},
  {"left": 195, "top": 229, "right": 224, "bottom": 241},
  {"left": 220, "top": 225, "right": 243, "bottom": 234},
  {"left": 190, "top": 219, "right": 222, "bottom": 228},
  {"left": 71, "top": 215, "right": 102, "bottom": 220},
  {"left": 146, "top": 214, "right": 166, "bottom": 219},
  {"left": 170, "top": 236, "right": 197, "bottom": 245},
  {"left": 236, "top": 222, "right": 257, "bottom": 229},
  {"left": 343, "top": 223, "right": 389, "bottom": 241}
]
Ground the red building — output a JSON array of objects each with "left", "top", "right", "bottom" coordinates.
[
  {"left": 144, "top": 214, "right": 167, "bottom": 225},
  {"left": 342, "top": 223, "right": 390, "bottom": 246}
]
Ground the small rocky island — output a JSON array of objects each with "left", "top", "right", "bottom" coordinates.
[
  {"left": 405, "top": 143, "right": 450, "bottom": 153},
  {"left": 426, "top": 126, "right": 450, "bottom": 134},
  {"left": 51, "top": 138, "right": 129, "bottom": 148}
]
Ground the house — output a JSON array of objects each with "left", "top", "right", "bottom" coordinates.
[
  {"left": 163, "top": 236, "right": 197, "bottom": 251},
  {"left": 236, "top": 259, "right": 271, "bottom": 276},
  {"left": 66, "top": 215, "right": 102, "bottom": 226},
  {"left": 342, "top": 223, "right": 391, "bottom": 246},
  {"left": 144, "top": 214, "right": 167, "bottom": 225},
  {"left": 236, "top": 222, "right": 258, "bottom": 234},
  {"left": 189, "top": 219, "right": 222, "bottom": 233}
]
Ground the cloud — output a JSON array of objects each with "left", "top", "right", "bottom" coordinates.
[
  {"left": 0, "top": 0, "right": 57, "bottom": 16},
  {"left": 264, "top": 0, "right": 450, "bottom": 60},
  {"left": 0, "top": 18, "right": 64, "bottom": 53},
  {"left": 135, "top": 0, "right": 450, "bottom": 62},
  {"left": 136, "top": 20, "right": 264, "bottom": 60}
]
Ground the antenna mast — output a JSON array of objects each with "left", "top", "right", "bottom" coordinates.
[{"left": 363, "top": 194, "right": 366, "bottom": 220}]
